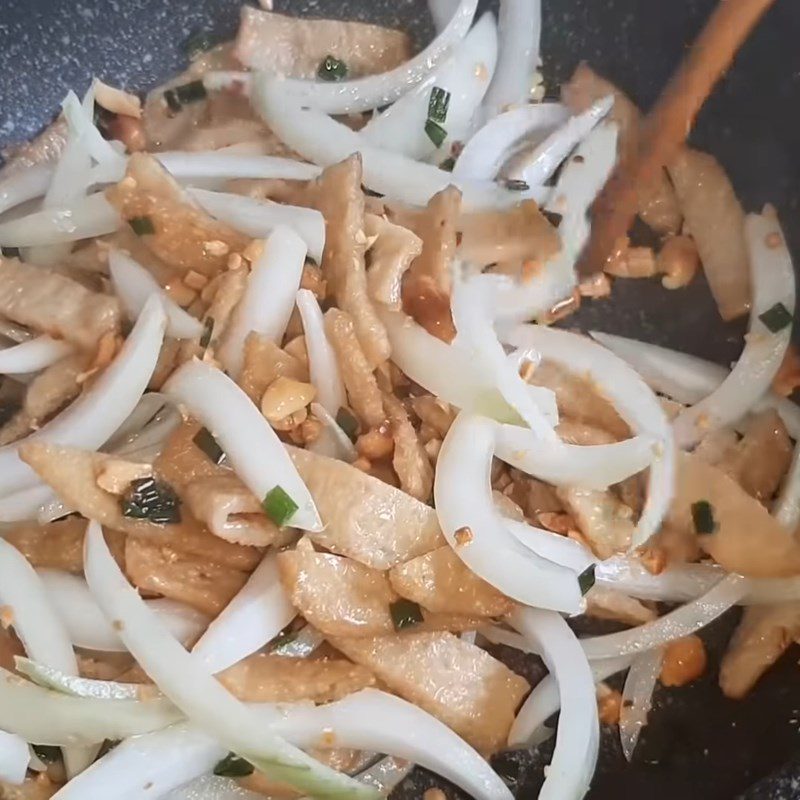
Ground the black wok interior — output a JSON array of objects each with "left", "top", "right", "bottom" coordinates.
[{"left": 2, "top": 0, "right": 800, "bottom": 796}]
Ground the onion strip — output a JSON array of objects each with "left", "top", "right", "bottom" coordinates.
[
  {"left": 0, "top": 336, "right": 74, "bottom": 375},
  {"left": 0, "top": 730, "right": 29, "bottom": 785},
  {"left": 619, "top": 648, "right": 663, "bottom": 761}
]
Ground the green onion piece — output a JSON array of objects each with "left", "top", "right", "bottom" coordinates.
[
  {"left": 199, "top": 317, "right": 214, "bottom": 350},
  {"left": 389, "top": 599, "right": 424, "bottom": 631},
  {"left": 759, "top": 302, "right": 793, "bottom": 333},
  {"left": 578, "top": 564, "right": 596, "bottom": 596},
  {"left": 262, "top": 485, "right": 299, "bottom": 527},
  {"left": 0, "top": 401, "right": 20, "bottom": 428},
  {"left": 32, "top": 745, "right": 61, "bottom": 764},
  {"left": 335, "top": 407, "right": 359, "bottom": 442},
  {"left": 428, "top": 86, "right": 451, "bottom": 125},
  {"left": 129, "top": 216, "right": 155, "bottom": 236},
  {"left": 505, "top": 178, "right": 530, "bottom": 192},
  {"left": 439, "top": 156, "right": 456, "bottom": 172},
  {"left": 213, "top": 753, "right": 255, "bottom": 778},
  {"left": 1, "top": 246, "right": 21, "bottom": 258},
  {"left": 121, "top": 477, "right": 182, "bottom": 524},
  {"left": 424, "top": 119, "right": 447, "bottom": 148},
  {"left": 185, "top": 31, "right": 215, "bottom": 59},
  {"left": 164, "top": 80, "right": 207, "bottom": 113},
  {"left": 691, "top": 500, "right": 716, "bottom": 534},
  {"left": 192, "top": 427, "right": 224, "bottom": 464},
  {"left": 317, "top": 55, "right": 348, "bottom": 82}
]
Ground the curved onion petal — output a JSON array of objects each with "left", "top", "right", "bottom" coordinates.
[
  {"left": 619, "top": 648, "right": 663, "bottom": 761},
  {"left": 191, "top": 554, "right": 294, "bottom": 675},
  {"left": 355, "top": 756, "right": 413, "bottom": 795},
  {"left": 252, "top": 76, "right": 536, "bottom": 211},
  {"left": 580, "top": 574, "right": 747, "bottom": 659},
  {"left": 166, "top": 776, "right": 264, "bottom": 800},
  {"left": 62, "top": 90, "right": 124, "bottom": 168},
  {"left": 109, "top": 249, "right": 203, "bottom": 340},
  {"left": 270, "top": 623, "right": 325, "bottom": 658},
  {"left": 15, "top": 657, "right": 145, "bottom": 701},
  {"left": 509, "top": 608, "right": 598, "bottom": 800},
  {"left": 105, "top": 393, "right": 171, "bottom": 450},
  {"left": 189, "top": 188, "right": 325, "bottom": 264},
  {"left": 507, "top": 654, "right": 633, "bottom": 747},
  {"left": 38, "top": 569, "right": 208, "bottom": 653},
  {"left": 435, "top": 413, "right": 583, "bottom": 613},
  {"left": 674, "top": 211, "right": 795, "bottom": 448},
  {"left": 0, "top": 484, "right": 57, "bottom": 523},
  {"left": 454, "top": 103, "right": 569, "bottom": 181},
  {"left": 496, "top": 424, "right": 655, "bottom": 489},
  {"left": 83, "top": 523, "right": 380, "bottom": 799},
  {"left": 217, "top": 226, "right": 307, "bottom": 377},
  {"left": 503, "top": 519, "right": 595, "bottom": 573},
  {"left": 480, "top": 0, "right": 540, "bottom": 121},
  {"left": 267, "top": 0, "right": 478, "bottom": 114},
  {"left": 163, "top": 360, "right": 321, "bottom": 532},
  {"left": 428, "top": 0, "right": 461, "bottom": 30},
  {"left": 361, "top": 13, "right": 498, "bottom": 161},
  {"left": 504, "top": 324, "right": 674, "bottom": 549},
  {"left": 0, "top": 164, "right": 53, "bottom": 216},
  {"left": 0, "top": 336, "right": 74, "bottom": 375},
  {"left": 0, "top": 730, "right": 29, "bottom": 785},
  {"left": 308, "top": 403, "right": 358, "bottom": 462},
  {"left": 0, "top": 192, "right": 120, "bottom": 247},
  {"left": 0, "top": 295, "right": 166, "bottom": 496}
]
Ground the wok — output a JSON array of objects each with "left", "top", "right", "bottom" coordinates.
[{"left": 1, "top": 0, "right": 800, "bottom": 797}]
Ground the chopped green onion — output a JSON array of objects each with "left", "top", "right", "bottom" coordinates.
[
  {"left": 185, "top": 31, "right": 216, "bottom": 59},
  {"left": 129, "top": 216, "right": 155, "bottom": 236},
  {"left": 424, "top": 119, "right": 447, "bottom": 148},
  {"left": 262, "top": 485, "right": 299, "bottom": 527},
  {"left": 213, "top": 753, "right": 255, "bottom": 778},
  {"left": 163, "top": 80, "right": 207, "bottom": 113},
  {"left": 389, "top": 599, "right": 424, "bottom": 631},
  {"left": 317, "top": 55, "right": 348, "bottom": 82},
  {"left": 439, "top": 156, "right": 456, "bottom": 172},
  {"left": 0, "top": 247, "right": 21, "bottom": 258},
  {"left": 192, "top": 427, "right": 224, "bottom": 464},
  {"left": 578, "top": 564, "right": 596, "bottom": 596},
  {"left": 759, "top": 302, "right": 793, "bottom": 333},
  {"left": 199, "top": 317, "right": 214, "bottom": 350},
  {"left": 428, "top": 86, "right": 451, "bottom": 125},
  {"left": 0, "top": 401, "right": 20, "bottom": 428},
  {"left": 505, "top": 178, "right": 530, "bottom": 192},
  {"left": 121, "top": 478, "right": 182, "bottom": 524},
  {"left": 691, "top": 500, "right": 716, "bottom": 534},
  {"left": 335, "top": 407, "right": 359, "bottom": 442}
]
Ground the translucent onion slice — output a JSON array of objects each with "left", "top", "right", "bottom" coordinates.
[
  {"left": 435, "top": 413, "right": 583, "bottom": 613},
  {"left": 267, "top": 0, "right": 478, "bottom": 114},
  {"left": 61, "top": 90, "right": 124, "bottom": 168},
  {"left": 109, "top": 249, "right": 204, "bottom": 340},
  {"left": 0, "top": 730, "right": 29, "bottom": 785},
  {"left": 191, "top": 553, "right": 294, "bottom": 675},
  {"left": 0, "top": 295, "right": 166, "bottom": 495},
  {"left": 580, "top": 574, "right": 747, "bottom": 659},
  {"left": 251, "top": 76, "right": 536, "bottom": 211},
  {"left": 308, "top": 403, "right": 357, "bottom": 462},
  {"left": 504, "top": 324, "right": 673, "bottom": 549},
  {"left": 0, "top": 192, "right": 120, "bottom": 247},
  {"left": 509, "top": 608, "right": 598, "bottom": 800},
  {"left": 0, "top": 164, "right": 53, "bottom": 216},
  {"left": 480, "top": 0, "right": 541, "bottom": 121},
  {"left": 165, "top": 775, "right": 263, "bottom": 800},
  {"left": 507, "top": 654, "right": 633, "bottom": 747},
  {"left": 163, "top": 359, "right": 321, "bottom": 531},
  {"left": 189, "top": 188, "right": 325, "bottom": 264},
  {"left": 0, "top": 336, "right": 74, "bottom": 375},
  {"left": 217, "top": 226, "right": 307, "bottom": 377},
  {"left": 270, "top": 623, "right": 325, "bottom": 658},
  {"left": 83, "top": 522, "right": 376, "bottom": 799},
  {"left": 619, "top": 648, "right": 663, "bottom": 761},
  {"left": 428, "top": 0, "right": 461, "bottom": 31},
  {"left": 15, "top": 657, "right": 145, "bottom": 701},
  {"left": 361, "top": 13, "right": 498, "bottom": 161},
  {"left": 0, "top": 484, "right": 57, "bottom": 523},
  {"left": 38, "top": 569, "right": 209, "bottom": 653},
  {"left": 503, "top": 519, "right": 595, "bottom": 573},
  {"left": 674, "top": 210, "right": 796, "bottom": 448},
  {"left": 594, "top": 557, "right": 722, "bottom": 603},
  {"left": 355, "top": 756, "right": 413, "bottom": 795}
]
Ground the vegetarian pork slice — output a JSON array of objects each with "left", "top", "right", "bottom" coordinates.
[
  {"left": 288, "top": 445, "right": 445, "bottom": 569},
  {"left": 557, "top": 486, "right": 635, "bottom": 560},
  {"left": 330, "top": 631, "right": 530, "bottom": 755},
  {"left": 234, "top": 7, "right": 411, "bottom": 77},
  {"left": 364, "top": 213, "right": 422, "bottom": 312},
  {"left": 0, "top": 257, "right": 121, "bottom": 350}
]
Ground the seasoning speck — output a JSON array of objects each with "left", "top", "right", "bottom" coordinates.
[{"left": 454, "top": 526, "right": 473, "bottom": 546}]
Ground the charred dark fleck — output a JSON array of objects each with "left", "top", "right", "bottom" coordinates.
[{"left": 121, "top": 477, "right": 181, "bottom": 524}]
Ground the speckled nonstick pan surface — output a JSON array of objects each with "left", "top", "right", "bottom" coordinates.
[{"left": 2, "top": 0, "right": 800, "bottom": 797}]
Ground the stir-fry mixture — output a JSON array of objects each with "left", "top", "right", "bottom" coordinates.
[{"left": 0, "top": 2, "right": 795, "bottom": 799}]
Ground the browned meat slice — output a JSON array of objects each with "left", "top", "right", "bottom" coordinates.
[
  {"left": 585, "top": 586, "right": 656, "bottom": 625},
  {"left": 364, "top": 214, "right": 422, "bottom": 311},
  {"left": 383, "top": 392, "right": 433, "bottom": 502},
  {"left": 234, "top": 8, "right": 411, "bottom": 77},
  {"left": 240, "top": 332, "right": 309, "bottom": 403},
  {"left": 0, "top": 118, "right": 68, "bottom": 178},
  {"left": 557, "top": 486, "right": 634, "bottom": 559},
  {"left": 0, "top": 257, "right": 120, "bottom": 349},
  {"left": 0, "top": 775, "right": 61, "bottom": 800}
]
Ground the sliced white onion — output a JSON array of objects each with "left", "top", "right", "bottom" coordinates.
[
  {"left": 0, "top": 295, "right": 166, "bottom": 496},
  {"left": 0, "top": 336, "right": 74, "bottom": 375},
  {"left": 308, "top": 403, "right": 357, "bottom": 462},
  {"left": 503, "top": 519, "right": 595, "bottom": 573},
  {"left": 189, "top": 188, "right": 325, "bottom": 264},
  {"left": 15, "top": 657, "right": 146, "bottom": 701},
  {"left": 191, "top": 553, "right": 294, "bottom": 675},
  {"left": 507, "top": 653, "right": 633, "bottom": 747},
  {"left": 109, "top": 249, "right": 204, "bottom": 340},
  {"left": 0, "top": 484, "right": 58, "bottom": 523},
  {"left": 61, "top": 90, "right": 124, "bottom": 168},
  {"left": 435, "top": 413, "right": 583, "bottom": 613},
  {"left": 0, "top": 164, "right": 53, "bottom": 217},
  {"left": 509, "top": 608, "right": 598, "bottom": 800},
  {"left": 361, "top": 13, "right": 498, "bottom": 161},
  {"left": 270, "top": 623, "right": 325, "bottom": 658},
  {"left": 165, "top": 775, "right": 263, "bottom": 800},
  {"left": 82, "top": 522, "right": 382, "bottom": 799},
  {"left": 355, "top": 756, "right": 413, "bottom": 795},
  {"left": 619, "top": 648, "right": 663, "bottom": 761},
  {"left": 217, "top": 226, "right": 307, "bottom": 377},
  {"left": 504, "top": 324, "right": 674, "bottom": 549},
  {"left": 0, "top": 730, "right": 29, "bottom": 785},
  {"left": 163, "top": 359, "right": 321, "bottom": 531},
  {"left": 428, "top": 0, "right": 462, "bottom": 31},
  {"left": 674, "top": 210, "right": 795, "bottom": 448},
  {"left": 38, "top": 569, "right": 209, "bottom": 653},
  {"left": 580, "top": 573, "right": 747, "bottom": 659},
  {"left": 266, "top": 0, "right": 478, "bottom": 114},
  {"left": 105, "top": 393, "right": 171, "bottom": 451},
  {"left": 776, "top": 448, "right": 800, "bottom": 531}
]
